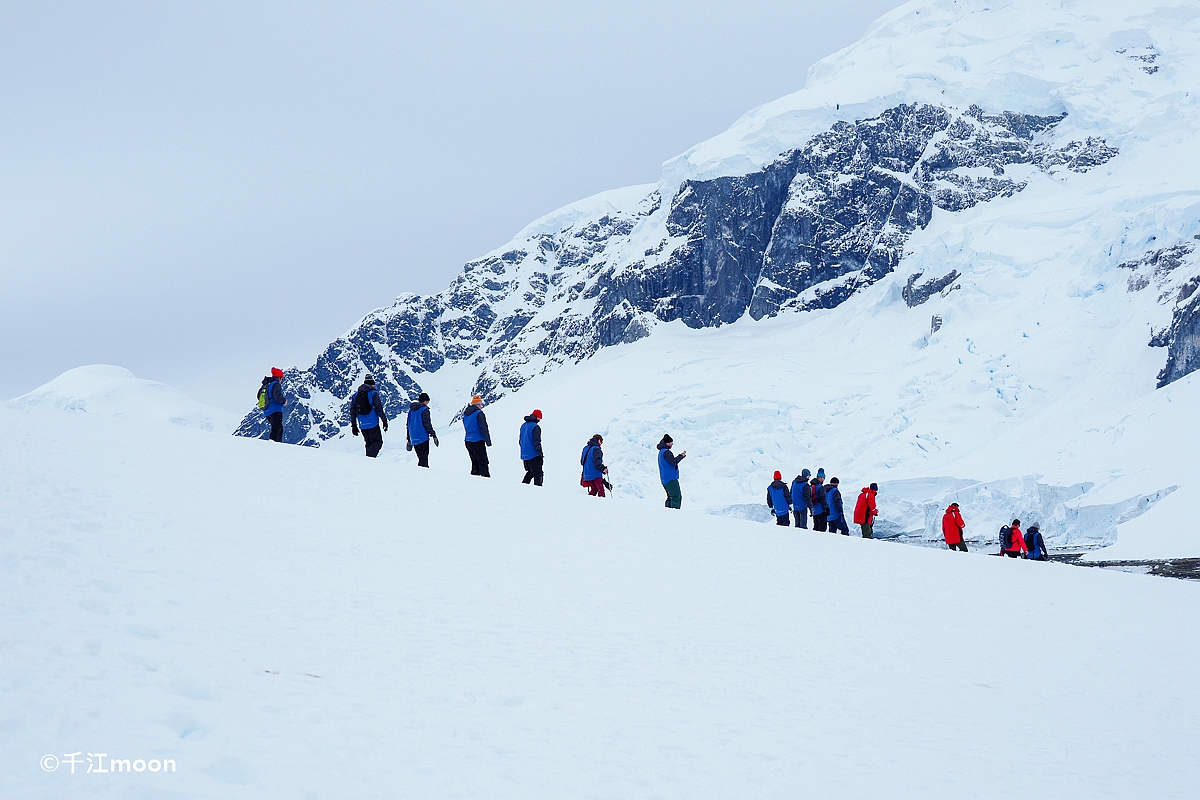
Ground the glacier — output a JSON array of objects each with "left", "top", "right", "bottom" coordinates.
[{"left": 233, "top": 0, "right": 1200, "bottom": 558}]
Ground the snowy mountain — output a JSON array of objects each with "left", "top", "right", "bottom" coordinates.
[
  {"left": 12, "top": 365, "right": 238, "bottom": 434},
  {"left": 236, "top": 0, "right": 1200, "bottom": 556}
]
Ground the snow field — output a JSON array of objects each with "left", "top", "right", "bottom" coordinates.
[{"left": 2, "top": 402, "right": 1198, "bottom": 798}]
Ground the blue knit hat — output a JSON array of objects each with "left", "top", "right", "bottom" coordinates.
[
  {"left": 816, "top": 467, "right": 826, "bottom": 478},
  {"left": 801, "top": 469, "right": 811, "bottom": 478}
]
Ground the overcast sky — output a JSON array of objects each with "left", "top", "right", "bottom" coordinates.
[{"left": 0, "top": 0, "right": 898, "bottom": 411}]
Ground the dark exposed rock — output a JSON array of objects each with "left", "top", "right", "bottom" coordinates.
[
  {"left": 234, "top": 103, "right": 1119, "bottom": 445},
  {"left": 1123, "top": 242, "right": 1200, "bottom": 388},
  {"left": 903, "top": 270, "right": 961, "bottom": 307}
]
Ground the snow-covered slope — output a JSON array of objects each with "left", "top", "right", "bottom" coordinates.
[
  {"left": 12, "top": 365, "right": 238, "bottom": 434},
  {"left": 233, "top": 0, "right": 1200, "bottom": 557},
  {"left": 3, "top": 402, "right": 1199, "bottom": 798}
]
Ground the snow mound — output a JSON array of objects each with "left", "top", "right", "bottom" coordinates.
[{"left": 10, "top": 365, "right": 238, "bottom": 434}]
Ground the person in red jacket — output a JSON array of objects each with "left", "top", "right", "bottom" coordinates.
[
  {"left": 1002, "top": 519, "right": 1028, "bottom": 558},
  {"left": 942, "top": 503, "right": 967, "bottom": 551},
  {"left": 853, "top": 483, "right": 879, "bottom": 538}
]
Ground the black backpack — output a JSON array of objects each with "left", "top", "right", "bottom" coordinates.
[
  {"left": 352, "top": 389, "right": 374, "bottom": 416},
  {"left": 999, "top": 526, "right": 1013, "bottom": 550}
]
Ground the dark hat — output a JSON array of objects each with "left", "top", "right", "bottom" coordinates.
[
  {"left": 418, "top": 392, "right": 430, "bottom": 402},
  {"left": 830, "top": 477, "right": 839, "bottom": 485},
  {"left": 662, "top": 434, "right": 673, "bottom": 443},
  {"left": 364, "top": 374, "right": 375, "bottom": 385},
  {"left": 870, "top": 482, "right": 878, "bottom": 491},
  {"left": 801, "top": 468, "right": 811, "bottom": 478},
  {"left": 1012, "top": 518, "right": 1021, "bottom": 526}
]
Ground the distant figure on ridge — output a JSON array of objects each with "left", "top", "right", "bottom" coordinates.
[
  {"left": 1001, "top": 518, "right": 1028, "bottom": 558},
  {"left": 854, "top": 483, "right": 879, "bottom": 539},
  {"left": 349, "top": 375, "right": 388, "bottom": 458},
  {"left": 258, "top": 367, "right": 287, "bottom": 443},
  {"left": 519, "top": 410, "right": 544, "bottom": 486},
  {"left": 580, "top": 434, "right": 608, "bottom": 497},
  {"left": 826, "top": 477, "right": 849, "bottom": 535},
  {"left": 766, "top": 471, "right": 792, "bottom": 526},
  {"left": 406, "top": 392, "right": 438, "bottom": 468},
  {"left": 462, "top": 396, "right": 492, "bottom": 477},
  {"left": 1024, "top": 524, "right": 1048, "bottom": 561},
  {"left": 811, "top": 469, "right": 829, "bottom": 532},
  {"left": 942, "top": 503, "right": 967, "bottom": 551},
  {"left": 791, "top": 469, "right": 812, "bottom": 528},
  {"left": 657, "top": 434, "right": 686, "bottom": 509}
]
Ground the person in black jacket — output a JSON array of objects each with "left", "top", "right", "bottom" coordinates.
[
  {"left": 826, "top": 477, "right": 848, "bottom": 535},
  {"left": 349, "top": 375, "right": 388, "bottom": 458},
  {"left": 791, "top": 469, "right": 812, "bottom": 528}
]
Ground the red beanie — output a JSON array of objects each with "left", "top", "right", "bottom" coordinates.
[
  {"left": 271, "top": 367, "right": 284, "bottom": 378},
  {"left": 532, "top": 409, "right": 543, "bottom": 420},
  {"left": 773, "top": 471, "right": 782, "bottom": 481}
]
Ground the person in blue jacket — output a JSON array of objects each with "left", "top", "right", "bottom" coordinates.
[
  {"left": 810, "top": 473, "right": 828, "bottom": 532},
  {"left": 406, "top": 392, "right": 438, "bottom": 468},
  {"left": 349, "top": 375, "right": 388, "bottom": 458},
  {"left": 1025, "top": 524, "right": 1048, "bottom": 561},
  {"left": 260, "top": 367, "right": 287, "bottom": 443},
  {"left": 580, "top": 434, "right": 608, "bottom": 497},
  {"left": 766, "top": 471, "right": 793, "bottom": 526},
  {"left": 657, "top": 434, "right": 687, "bottom": 509},
  {"left": 791, "top": 469, "right": 812, "bottom": 528},
  {"left": 826, "top": 477, "right": 849, "bottom": 535},
  {"left": 462, "top": 395, "right": 492, "bottom": 477},
  {"left": 519, "top": 409, "right": 544, "bottom": 485}
]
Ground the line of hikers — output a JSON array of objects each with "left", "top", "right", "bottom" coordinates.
[
  {"left": 941, "top": 503, "right": 1048, "bottom": 559},
  {"left": 259, "top": 369, "right": 1051, "bottom": 557},
  {"left": 767, "top": 469, "right": 879, "bottom": 537},
  {"left": 257, "top": 370, "right": 644, "bottom": 500}
]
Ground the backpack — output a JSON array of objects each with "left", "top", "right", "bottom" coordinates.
[
  {"left": 257, "top": 386, "right": 269, "bottom": 410},
  {"left": 999, "top": 526, "right": 1013, "bottom": 550},
  {"left": 352, "top": 389, "right": 374, "bottom": 416},
  {"left": 812, "top": 484, "right": 827, "bottom": 514}
]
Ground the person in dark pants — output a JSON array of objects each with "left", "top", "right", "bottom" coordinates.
[
  {"left": 406, "top": 392, "right": 438, "bottom": 467},
  {"left": 811, "top": 472, "right": 828, "bottom": 532},
  {"left": 1001, "top": 519, "right": 1027, "bottom": 558},
  {"left": 826, "top": 477, "right": 849, "bottom": 535},
  {"left": 462, "top": 395, "right": 492, "bottom": 477},
  {"left": 1025, "top": 525, "right": 1048, "bottom": 561},
  {"left": 260, "top": 367, "right": 287, "bottom": 442},
  {"left": 854, "top": 483, "right": 878, "bottom": 538},
  {"left": 942, "top": 503, "right": 967, "bottom": 551},
  {"left": 657, "top": 434, "right": 686, "bottom": 509},
  {"left": 767, "top": 471, "right": 792, "bottom": 526},
  {"left": 519, "top": 409, "right": 544, "bottom": 485},
  {"left": 350, "top": 375, "right": 388, "bottom": 457},
  {"left": 580, "top": 434, "right": 608, "bottom": 496},
  {"left": 791, "top": 469, "right": 811, "bottom": 527}
]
